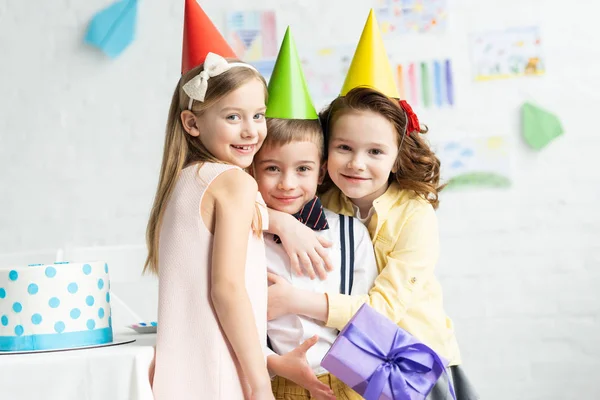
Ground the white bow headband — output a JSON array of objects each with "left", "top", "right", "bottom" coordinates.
[{"left": 182, "top": 52, "right": 258, "bottom": 110}]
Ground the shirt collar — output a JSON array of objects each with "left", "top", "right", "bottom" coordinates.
[
  {"left": 351, "top": 203, "right": 375, "bottom": 224},
  {"left": 338, "top": 181, "right": 402, "bottom": 220}
]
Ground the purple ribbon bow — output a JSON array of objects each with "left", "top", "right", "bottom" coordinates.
[{"left": 344, "top": 324, "right": 456, "bottom": 400}]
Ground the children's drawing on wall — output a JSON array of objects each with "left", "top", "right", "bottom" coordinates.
[
  {"left": 374, "top": 0, "right": 448, "bottom": 36},
  {"left": 393, "top": 58, "right": 454, "bottom": 108},
  {"left": 250, "top": 59, "right": 276, "bottom": 83},
  {"left": 470, "top": 26, "right": 545, "bottom": 81},
  {"left": 300, "top": 44, "right": 355, "bottom": 107},
  {"left": 226, "top": 10, "right": 277, "bottom": 61},
  {"left": 435, "top": 136, "right": 511, "bottom": 189}
]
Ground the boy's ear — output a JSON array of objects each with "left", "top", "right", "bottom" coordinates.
[
  {"left": 318, "top": 161, "right": 327, "bottom": 184},
  {"left": 180, "top": 111, "right": 200, "bottom": 137}
]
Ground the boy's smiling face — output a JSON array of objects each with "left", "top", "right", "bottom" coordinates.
[{"left": 253, "top": 140, "right": 324, "bottom": 215}]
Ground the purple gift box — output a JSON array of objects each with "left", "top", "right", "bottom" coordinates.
[{"left": 321, "top": 304, "right": 451, "bottom": 400}]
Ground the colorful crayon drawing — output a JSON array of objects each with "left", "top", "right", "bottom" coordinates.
[
  {"left": 301, "top": 48, "right": 456, "bottom": 109},
  {"left": 250, "top": 59, "right": 276, "bottom": 83},
  {"left": 226, "top": 10, "right": 277, "bottom": 62},
  {"left": 299, "top": 44, "right": 356, "bottom": 107},
  {"left": 394, "top": 58, "right": 454, "bottom": 108},
  {"left": 435, "top": 136, "right": 511, "bottom": 189},
  {"left": 470, "top": 26, "right": 545, "bottom": 81},
  {"left": 374, "top": 0, "right": 448, "bottom": 36}
]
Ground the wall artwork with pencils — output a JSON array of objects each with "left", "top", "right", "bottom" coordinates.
[{"left": 395, "top": 58, "right": 454, "bottom": 108}]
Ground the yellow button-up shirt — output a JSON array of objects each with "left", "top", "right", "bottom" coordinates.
[{"left": 321, "top": 182, "right": 462, "bottom": 365}]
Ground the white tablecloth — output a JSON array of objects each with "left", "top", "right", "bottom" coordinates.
[{"left": 0, "top": 331, "right": 156, "bottom": 400}]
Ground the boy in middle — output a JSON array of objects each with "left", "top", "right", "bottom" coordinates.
[{"left": 253, "top": 27, "right": 378, "bottom": 400}]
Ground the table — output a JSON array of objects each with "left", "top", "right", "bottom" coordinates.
[{"left": 0, "top": 330, "right": 156, "bottom": 400}]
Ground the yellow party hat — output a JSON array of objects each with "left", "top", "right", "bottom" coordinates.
[{"left": 340, "top": 9, "right": 399, "bottom": 98}]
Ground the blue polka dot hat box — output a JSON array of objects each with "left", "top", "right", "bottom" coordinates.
[{"left": 0, "top": 261, "right": 134, "bottom": 354}]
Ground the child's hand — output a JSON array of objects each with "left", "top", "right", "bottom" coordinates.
[
  {"left": 271, "top": 335, "right": 336, "bottom": 400},
  {"left": 279, "top": 213, "right": 334, "bottom": 280},
  {"left": 267, "top": 273, "right": 295, "bottom": 320},
  {"left": 267, "top": 273, "right": 328, "bottom": 322},
  {"left": 268, "top": 273, "right": 329, "bottom": 323}
]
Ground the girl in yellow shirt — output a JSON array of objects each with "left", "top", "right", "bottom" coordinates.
[{"left": 267, "top": 87, "right": 479, "bottom": 400}]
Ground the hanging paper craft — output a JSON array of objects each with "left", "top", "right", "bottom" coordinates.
[
  {"left": 521, "top": 102, "right": 564, "bottom": 150},
  {"left": 85, "top": 0, "right": 138, "bottom": 58}
]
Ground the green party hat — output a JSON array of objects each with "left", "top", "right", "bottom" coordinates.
[{"left": 265, "top": 27, "right": 318, "bottom": 119}]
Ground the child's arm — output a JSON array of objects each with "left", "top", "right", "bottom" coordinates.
[
  {"left": 267, "top": 273, "right": 328, "bottom": 322},
  {"left": 326, "top": 205, "right": 438, "bottom": 329},
  {"left": 266, "top": 336, "right": 335, "bottom": 400},
  {"left": 211, "top": 169, "right": 273, "bottom": 398},
  {"left": 266, "top": 208, "right": 334, "bottom": 280},
  {"left": 268, "top": 205, "right": 438, "bottom": 331}
]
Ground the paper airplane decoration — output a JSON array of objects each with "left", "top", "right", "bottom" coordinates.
[{"left": 85, "top": 0, "right": 138, "bottom": 58}]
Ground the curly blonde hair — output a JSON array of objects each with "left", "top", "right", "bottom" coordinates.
[{"left": 319, "top": 87, "right": 445, "bottom": 209}]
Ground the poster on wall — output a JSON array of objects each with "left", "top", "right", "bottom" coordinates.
[
  {"left": 301, "top": 49, "right": 457, "bottom": 110},
  {"left": 470, "top": 26, "right": 545, "bottom": 81},
  {"left": 435, "top": 136, "right": 511, "bottom": 189},
  {"left": 374, "top": 0, "right": 448, "bottom": 36},
  {"left": 300, "top": 44, "right": 355, "bottom": 108},
  {"left": 250, "top": 59, "right": 276, "bottom": 83},
  {"left": 226, "top": 10, "right": 278, "bottom": 62},
  {"left": 392, "top": 58, "right": 454, "bottom": 108}
]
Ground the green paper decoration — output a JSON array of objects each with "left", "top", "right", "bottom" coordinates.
[{"left": 521, "top": 102, "right": 564, "bottom": 150}]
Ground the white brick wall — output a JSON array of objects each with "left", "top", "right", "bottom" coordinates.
[{"left": 1, "top": 0, "right": 599, "bottom": 398}]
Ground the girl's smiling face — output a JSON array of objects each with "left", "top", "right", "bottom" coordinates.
[{"left": 327, "top": 109, "right": 398, "bottom": 211}]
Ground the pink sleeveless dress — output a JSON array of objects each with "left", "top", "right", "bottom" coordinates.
[{"left": 152, "top": 163, "right": 268, "bottom": 400}]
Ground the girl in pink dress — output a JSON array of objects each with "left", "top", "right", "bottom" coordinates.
[{"left": 145, "top": 51, "right": 274, "bottom": 400}]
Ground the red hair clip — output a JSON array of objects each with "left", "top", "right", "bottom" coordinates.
[{"left": 399, "top": 100, "right": 420, "bottom": 136}]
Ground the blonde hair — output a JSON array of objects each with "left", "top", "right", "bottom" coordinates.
[
  {"left": 144, "top": 60, "right": 268, "bottom": 275},
  {"left": 319, "top": 87, "right": 444, "bottom": 209},
  {"left": 259, "top": 118, "right": 324, "bottom": 161}
]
